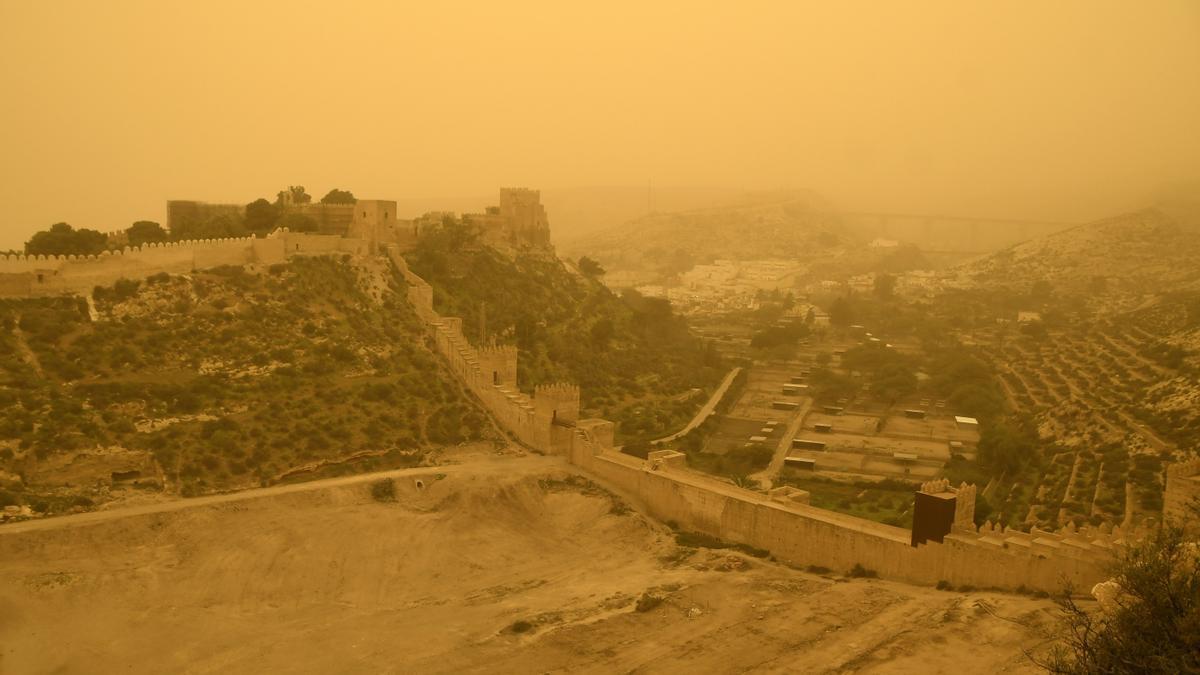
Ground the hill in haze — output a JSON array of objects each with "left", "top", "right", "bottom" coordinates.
[
  {"left": 560, "top": 194, "right": 885, "bottom": 284},
  {"left": 958, "top": 209, "right": 1200, "bottom": 304}
]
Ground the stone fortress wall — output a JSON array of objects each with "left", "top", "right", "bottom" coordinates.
[
  {"left": 4, "top": 187, "right": 1182, "bottom": 593},
  {"left": 0, "top": 230, "right": 367, "bottom": 298},
  {"left": 1, "top": 187, "right": 550, "bottom": 299},
  {"left": 387, "top": 249, "right": 581, "bottom": 454},
  {"left": 386, "top": 244, "right": 1132, "bottom": 594}
]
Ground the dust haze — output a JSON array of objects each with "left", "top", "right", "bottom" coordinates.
[
  {"left": 3, "top": 3, "right": 1200, "bottom": 674},
  {"left": 2, "top": 1, "right": 1199, "bottom": 248}
]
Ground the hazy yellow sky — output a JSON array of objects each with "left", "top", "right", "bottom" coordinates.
[{"left": 1, "top": 0, "right": 1198, "bottom": 248}]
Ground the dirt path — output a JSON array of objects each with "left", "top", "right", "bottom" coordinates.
[
  {"left": 653, "top": 366, "right": 742, "bottom": 444},
  {"left": 0, "top": 452, "right": 556, "bottom": 536}
]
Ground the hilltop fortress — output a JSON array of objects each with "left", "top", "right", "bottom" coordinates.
[
  {"left": 1, "top": 188, "right": 551, "bottom": 298},
  {"left": 4, "top": 185, "right": 1187, "bottom": 594}
]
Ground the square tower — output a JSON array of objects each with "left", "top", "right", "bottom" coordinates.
[
  {"left": 498, "top": 188, "right": 550, "bottom": 247},
  {"left": 349, "top": 199, "right": 398, "bottom": 244}
]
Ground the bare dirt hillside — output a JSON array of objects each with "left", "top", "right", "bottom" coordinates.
[
  {"left": 0, "top": 454, "right": 1058, "bottom": 674},
  {"left": 960, "top": 209, "right": 1200, "bottom": 299}
]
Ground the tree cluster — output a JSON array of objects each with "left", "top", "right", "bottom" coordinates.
[{"left": 24, "top": 223, "right": 108, "bottom": 257}]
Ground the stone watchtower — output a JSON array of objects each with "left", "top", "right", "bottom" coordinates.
[
  {"left": 911, "top": 479, "right": 976, "bottom": 546},
  {"left": 348, "top": 199, "right": 399, "bottom": 248},
  {"left": 533, "top": 383, "right": 580, "bottom": 426},
  {"left": 498, "top": 188, "right": 551, "bottom": 248},
  {"left": 478, "top": 344, "right": 518, "bottom": 388}
]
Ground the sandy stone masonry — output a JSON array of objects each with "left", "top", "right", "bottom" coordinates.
[
  {"left": 4, "top": 204, "right": 1185, "bottom": 592},
  {"left": 386, "top": 244, "right": 1131, "bottom": 593},
  {"left": 1, "top": 187, "right": 554, "bottom": 299},
  {"left": 0, "top": 230, "right": 366, "bottom": 298}
]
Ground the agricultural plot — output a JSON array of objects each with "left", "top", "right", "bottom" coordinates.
[{"left": 981, "top": 320, "right": 1196, "bottom": 531}]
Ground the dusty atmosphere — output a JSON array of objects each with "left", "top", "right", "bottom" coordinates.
[
  {"left": 2, "top": 2, "right": 1200, "bottom": 248},
  {"left": 1, "top": 1, "right": 1198, "bottom": 673}
]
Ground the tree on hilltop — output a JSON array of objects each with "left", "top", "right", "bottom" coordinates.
[
  {"left": 578, "top": 256, "right": 605, "bottom": 277},
  {"left": 24, "top": 223, "right": 108, "bottom": 256},
  {"left": 126, "top": 221, "right": 167, "bottom": 247},
  {"left": 276, "top": 185, "right": 312, "bottom": 206},
  {"left": 320, "top": 188, "right": 356, "bottom": 205},
  {"left": 244, "top": 198, "right": 280, "bottom": 235}
]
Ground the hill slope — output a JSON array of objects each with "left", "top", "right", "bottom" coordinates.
[
  {"left": 562, "top": 197, "right": 872, "bottom": 281},
  {"left": 0, "top": 256, "right": 495, "bottom": 513},
  {"left": 959, "top": 209, "right": 1200, "bottom": 301},
  {"left": 404, "top": 234, "right": 725, "bottom": 441}
]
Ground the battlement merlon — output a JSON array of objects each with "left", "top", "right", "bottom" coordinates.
[
  {"left": 534, "top": 383, "right": 581, "bottom": 425},
  {"left": 477, "top": 343, "right": 518, "bottom": 387}
]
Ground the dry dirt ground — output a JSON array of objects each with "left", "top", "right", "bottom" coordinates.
[{"left": 0, "top": 451, "right": 1060, "bottom": 674}]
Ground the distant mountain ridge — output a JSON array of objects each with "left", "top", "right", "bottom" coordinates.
[
  {"left": 960, "top": 208, "right": 1200, "bottom": 296},
  {"left": 561, "top": 195, "right": 860, "bottom": 280}
]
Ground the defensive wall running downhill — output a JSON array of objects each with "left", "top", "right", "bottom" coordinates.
[
  {"left": 386, "top": 245, "right": 1118, "bottom": 594},
  {"left": 386, "top": 247, "right": 581, "bottom": 454},
  {"left": 0, "top": 227, "right": 1129, "bottom": 593}
]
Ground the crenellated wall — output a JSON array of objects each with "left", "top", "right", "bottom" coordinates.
[
  {"left": 565, "top": 426, "right": 1116, "bottom": 593},
  {"left": 386, "top": 246, "right": 578, "bottom": 454},
  {"left": 385, "top": 242, "right": 1119, "bottom": 592},
  {"left": 0, "top": 230, "right": 365, "bottom": 298}
]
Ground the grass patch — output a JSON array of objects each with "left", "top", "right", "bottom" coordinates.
[{"left": 776, "top": 473, "right": 916, "bottom": 528}]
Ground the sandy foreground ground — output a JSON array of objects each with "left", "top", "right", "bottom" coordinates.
[{"left": 0, "top": 450, "right": 1060, "bottom": 674}]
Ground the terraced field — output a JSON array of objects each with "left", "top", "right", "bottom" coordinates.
[{"left": 984, "top": 319, "right": 1196, "bottom": 531}]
